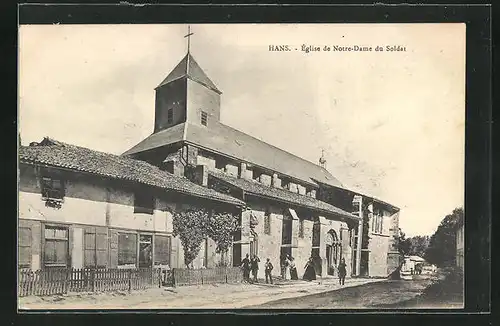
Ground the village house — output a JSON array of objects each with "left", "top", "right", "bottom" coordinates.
[
  {"left": 18, "top": 138, "right": 244, "bottom": 272},
  {"left": 121, "top": 49, "right": 402, "bottom": 279}
]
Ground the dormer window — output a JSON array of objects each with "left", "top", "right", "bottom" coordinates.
[
  {"left": 134, "top": 191, "right": 154, "bottom": 215},
  {"left": 201, "top": 111, "right": 208, "bottom": 126},
  {"left": 167, "top": 108, "right": 174, "bottom": 124},
  {"left": 41, "top": 177, "right": 65, "bottom": 201}
]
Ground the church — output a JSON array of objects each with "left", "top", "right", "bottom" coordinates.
[
  {"left": 121, "top": 31, "right": 401, "bottom": 279},
  {"left": 18, "top": 29, "right": 401, "bottom": 281}
]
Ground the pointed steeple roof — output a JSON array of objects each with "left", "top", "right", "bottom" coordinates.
[{"left": 156, "top": 53, "right": 222, "bottom": 94}]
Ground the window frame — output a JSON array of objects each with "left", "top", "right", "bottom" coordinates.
[
  {"left": 43, "top": 224, "right": 69, "bottom": 268},
  {"left": 154, "top": 234, "right": 171, "bottom": 267},
  {"left": 117, "top": 232, "right": 138, "bottom": 267},
  {"left": 201, "top": 111, "right": 208, "bottom": 126},
  {"left": 167, "top": 108, "right": 174, "bottom": 124},
  {"left": 133, "top": 191, "right": 155, "bottom": 215},
  {"left": 41, "top": 176, "right": 65, "bottom": 201}
]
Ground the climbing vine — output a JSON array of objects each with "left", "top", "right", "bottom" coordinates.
[
  {"left": 172, "top": 208, "right": 240, "bottom": 268},
  {"left": 206, "top": 211, "right": 241, "bottom": 253},
  {"left": 172, "top": 208, "right": 210, "bottom": 268}
]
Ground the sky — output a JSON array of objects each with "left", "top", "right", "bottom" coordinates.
[{"left": 18, "top": 24, "right": 465, "bottom": 237}]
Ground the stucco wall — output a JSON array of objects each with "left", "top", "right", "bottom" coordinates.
[
  {"left": 197, "top": 154, "right": 217, "bottom": 170},
  {"left": 186, "top": 79, "right": 221, "bottom": 127},
  {"left": 154, "top": 78, "right": 187, "bottom": 132},
  {"left": 19, "top": 166, "right": 107, "bottom": 227},
  {"left": 244, "top": 203, "right": 283, "bottom": 279},
  {"left": 18, "top": 164, "right": 178, "bottom": 270},
  {"left": 368, "top": 234, "right": 390, "bottom": 277}
]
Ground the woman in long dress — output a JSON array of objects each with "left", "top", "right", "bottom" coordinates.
[
  {"left": 283, "top": 255, "right": 291, "bottom": 280},
  {"left": 303, "top": 257, "right": 317, "bottom": 281},
  {"left": 289, "top": 256, "right": 298, "bottom": 280}
]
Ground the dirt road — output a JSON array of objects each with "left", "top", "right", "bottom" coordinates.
[
  {"left": 246, "top": 279, "right": 436, "bottom": 309},
  {"left": 19, "top": 278, "right": 381, "bottom": 310}
]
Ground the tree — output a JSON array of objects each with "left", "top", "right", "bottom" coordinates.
[
  {"left": 172, "top": 208, "right": 210, "bottom": 268},
  {"left": 408, "top": 235, "right": 430, "bottom": 257},
  {"left": 397, "top": 228, "right": 412, "bottom": 257},
  {"left": 424, "top": 207, "right": 463, "bottom": 267}
]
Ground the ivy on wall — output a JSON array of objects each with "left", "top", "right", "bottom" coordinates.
[{"left": 172, "top": 208, "right": 240, "bottom": 268}]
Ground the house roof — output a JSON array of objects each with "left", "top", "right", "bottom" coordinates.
[
  {"left": 405, "top": 255, "right": 426, "bottom": 262},
  {"left": 156, "top": 53, "right": 222, "bottom": 94},
  {"left": 19, "top": 137, "right": 244, "bottom": 207},
  {"left": 208, "top": 170, "right": 359, "bottom": 221},
  {"left": 312, "top": 178, "right": 400, "bottom": 213},
  {"left": 123, "top": 121, "right": 344, "bottom": 189}
]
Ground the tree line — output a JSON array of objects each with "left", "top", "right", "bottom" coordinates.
[{"left": 398, "top": 207, "right": 463, "bottom": 267}]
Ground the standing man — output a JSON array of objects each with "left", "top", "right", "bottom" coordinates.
[
  {"left": 265, "top": 258, "right": 274, "bottom": 284},
  {"left": 338, "top": 257, "right": 347, "bottom": 286},
  {"left": 251, "top": 255, "right": 261, "bottom": 283},
  {"left": 241, "top": 253, "right": 251, "bottom": 283}
]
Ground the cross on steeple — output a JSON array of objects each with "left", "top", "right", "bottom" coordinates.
[
  {"left": 184, "top": 25, "right": 194, "bottom": 53},
  {"left": 319, "top": 149, "right": 327, "bottom": 168}
]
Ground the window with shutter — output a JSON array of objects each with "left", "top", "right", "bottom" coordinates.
[
  {"left": 154, "top": 235, "right": 171, "bottom": 266},
  {"left": 85, "top": 227, "right": 109, "bottom": 268},
  {"left": 44, "top": 225, "right": 69, "bottom": 267},
  {"left": 18, "top": 227, "right": 31, "bottom": 268}
]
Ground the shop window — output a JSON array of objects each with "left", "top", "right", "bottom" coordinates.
[
  {"left": 118, "top": 233, "right": 137, "bottom": 266},
  {"left": 154, "top": 235, "right": 171, "bottom": 266},
  {"left": 139, "top": 234, "right": 153, "bottom": 268}
]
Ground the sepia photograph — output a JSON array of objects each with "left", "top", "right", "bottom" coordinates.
[{"left": 18, "top": 23, "right": 465, "bottom": 310}]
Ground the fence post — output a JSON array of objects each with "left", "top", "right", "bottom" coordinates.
[
  {"left": 128, "top": 269, "right": 132, "bottom": 293},
  {"left": 90, "top": 268, "right": 95, "bottom": 292}
]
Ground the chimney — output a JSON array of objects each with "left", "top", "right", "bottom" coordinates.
[
  {"left": 271, "top": 173, "right": 281, "bottom": 188},
  {"left": 193, "top": 165, "right": 208, "bottom": 187}
]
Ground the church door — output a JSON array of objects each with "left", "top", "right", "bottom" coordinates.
[{"left": 325, "top": 230, "right": 340, "bottom": 276}]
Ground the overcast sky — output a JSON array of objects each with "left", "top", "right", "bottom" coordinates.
[{"left": 18, "top": 24, "right": 465, "bottom": 237}]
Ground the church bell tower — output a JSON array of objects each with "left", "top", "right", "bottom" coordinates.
[{"left": 153, "top": 26, "right": 222, "bottom": 133}]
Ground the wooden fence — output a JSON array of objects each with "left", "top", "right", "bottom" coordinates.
[
  {"left": 171, "top": 267, "right": 243, "bottom": 287},
  {"left": 18, "top": 267, "right": 161, "bottom": 297}
]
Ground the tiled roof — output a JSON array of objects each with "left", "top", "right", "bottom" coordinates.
[
  {"left": 156, "top": 53, "right": 221, "bottom": 94},
  {"left": 312, "top": 178, "right": 400, "bottom": 212},
  {"left": 123, "top": 121, "right": 344, "bottom": 189},
  {"left": 208, "top": 170, "right": 359, "bottom": 221},
  {"left": 19, "top": 138, "right": 244, "bottom": 206}
]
